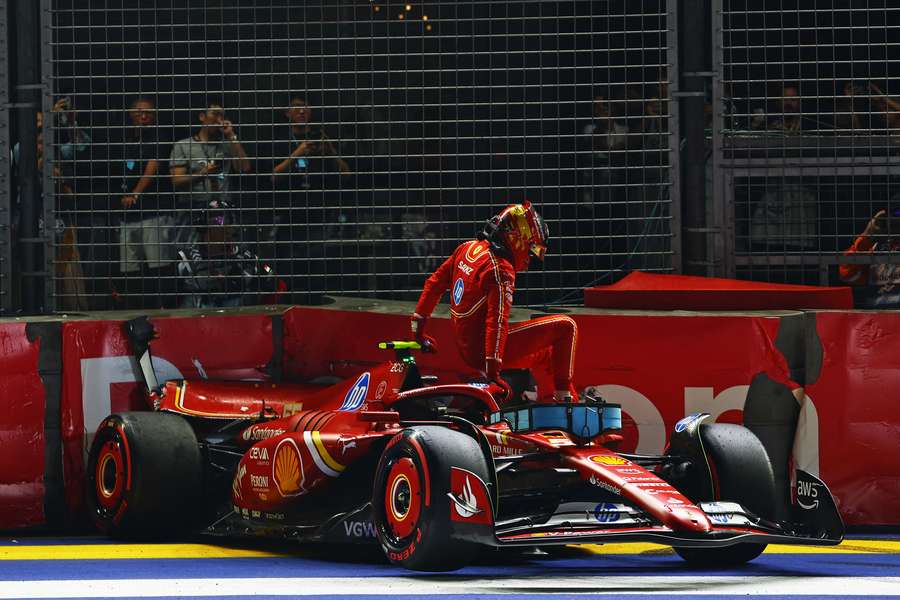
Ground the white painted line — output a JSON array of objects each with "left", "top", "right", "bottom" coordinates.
[{"left": 2, "top": 576, "right": 900, "bottom": 598}]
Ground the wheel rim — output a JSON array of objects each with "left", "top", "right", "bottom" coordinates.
[
  {"left": 383, "top": 457, "right": 421, "bottom": 541},
  {"left": 95, "top": 440, "right": 125, "bottom": 511}
]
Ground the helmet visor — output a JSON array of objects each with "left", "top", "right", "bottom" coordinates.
[
  {"left": 528, "top": 210, "right": 549, "bottom": 261},
  {"left": 529, "top": 241, "right": 548, "bottom": 260}
]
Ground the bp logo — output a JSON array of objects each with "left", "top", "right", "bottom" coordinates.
[
  {"left": 452, "top": 278, "right": 465, "bottom": 305},
  {"left": 340, "top": 372, "right": 370, "bottom": 411}
]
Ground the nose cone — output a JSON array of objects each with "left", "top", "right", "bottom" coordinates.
[{"left": 665, "top": 503, "right": 713, "bottom": 533}]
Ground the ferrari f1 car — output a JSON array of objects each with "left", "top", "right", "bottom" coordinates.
[{"left": 86, "top": 317, "right": 844, "bottom": 571}]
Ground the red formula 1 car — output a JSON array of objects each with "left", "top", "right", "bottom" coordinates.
[{"left": 86, "top": 317, "right": 844, "bottom": 571}]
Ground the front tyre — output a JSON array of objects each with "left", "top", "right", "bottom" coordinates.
[
  {"left": 372, "top": 426, "right": 492, "bottom": 571},
  {"left": 674, "top": 423, "right": 774, "bottom": 566},
  {"left": 86, "top": 412, "right": 202, "bottom": 539}
]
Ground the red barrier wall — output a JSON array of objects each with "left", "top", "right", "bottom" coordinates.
[
  {"left": 0, "top": 324, "right": 46, "bottom": 528},
  {"left": 569, "top": 313, "right": 796, "bottom": 454},
  {"left": 806, "top": 312, "right": 900, "bottom": 525},
  {"left": 59, "top": 313, "right": 276, "bottom": 519}
]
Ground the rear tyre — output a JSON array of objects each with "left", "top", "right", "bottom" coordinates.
[
  {"left": 372, "top": 426, "right": 491, "bottom": 571},
  {"left": 86, "top": 412, "right": 203, "bottom": 539},
  {"left": 674, "top": 423, "right": 775, "bottom": 566}
]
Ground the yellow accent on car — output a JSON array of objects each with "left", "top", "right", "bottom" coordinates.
[{"left": 312, "top": 431, "right": 345, "bottom": 473}]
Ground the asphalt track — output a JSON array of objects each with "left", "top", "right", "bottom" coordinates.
[{"left": 1, "top": 535, "right": 898, "bottom": 599}]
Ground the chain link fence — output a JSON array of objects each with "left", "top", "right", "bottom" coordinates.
[
  {"left": 714, "top": 0, "right": 900, "bottom": 302},
  {"left": 15, "top": 0, "right": 674, "bottom": 312}
]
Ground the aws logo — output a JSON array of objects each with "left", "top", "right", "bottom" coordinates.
[{"left": 340, "top": 372, "right": 370, "bottom": 411}]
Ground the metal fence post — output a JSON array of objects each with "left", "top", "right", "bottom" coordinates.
[
  {"left": 0, "top": 0, "right": 11, "bottom": 313},
  {"left": 40, "top": 0, "right": 54, "bottom": 314},
  {"left": 678, "top": 0, "right": 713, "bottom": 276},
  {"left": 12, "top": 0, "right": 44, "bottom": 314},
  {"left": 710, "top": 0, "right": 732, "bottom": 278},
  {"left": 667, "top": 0, "right": 682, "bottom": 275}
]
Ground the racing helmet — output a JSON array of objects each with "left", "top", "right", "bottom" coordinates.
[{"left": 479, "top": 201, "right": 549, "bottom": 271}]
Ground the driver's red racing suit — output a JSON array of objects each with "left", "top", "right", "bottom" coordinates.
[{"left": 415, "top": 239, "right": 578, "bottom": 401}]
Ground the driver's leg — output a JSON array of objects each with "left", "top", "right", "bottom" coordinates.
[{"left": 503, "top": 315, "right": 578, "bottom": 402}]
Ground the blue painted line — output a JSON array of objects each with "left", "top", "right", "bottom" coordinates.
[
  {"left": 845, "top": 532, "right": 900, "bottom": 540},
  {"left": 2, "top": 553, "right": 899, "bottom": 581}
]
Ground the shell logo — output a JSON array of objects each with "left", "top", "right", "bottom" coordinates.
[
  {"left": 590, "top": 455, "right": 630, "bottom": 466},
  {"left": 273, "top": 439, "right": 304, "bottom": 497}
]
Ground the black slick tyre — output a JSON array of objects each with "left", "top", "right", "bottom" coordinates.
[
  {"left": 674, "top": 423, "right": 775, "bottom": 566},
  {"left": 372, "top": 426, "right": 492, "bottom": 571},
  {"left": 86, "top": 412, "right": 202, "bottom": 539}
]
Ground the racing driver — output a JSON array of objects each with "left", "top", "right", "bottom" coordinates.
[{"left": 410, "top": 201, "right": 578, "bottom": 404}]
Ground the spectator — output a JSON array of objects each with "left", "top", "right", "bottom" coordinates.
[
  {"left": 833, "top": 81, "right": 871, "bottom": 133},
  {"left": 15, "top": 99, "right": 90, "bottom": 310},
  {"left": 868, "top": 81, "right": 900, "bottom": 131},
  {"left": 641, "top": 82, "right": 668, "bottom": 136},
  {"left": 579, "top": 94, "right": 630, "bottom": 207},
  {"left": 109, "top": 97, "right": 175, "bottom": 307},
  {"left": 839, "top": 209, "right": 900, "bottom": 308},
  {"left": 582, "top": 94, "right": 630, "bottom": 160},
  {"left": 748, "top": 83, "right": 818, "bottom": 250},
  {"left": 170, "top": 101, "right": 251, "bottom": 244},
  {"left": 768, "top": 83, "right": 804, "bottom": 133},
  {"left": 272, "top": 97, "right": 351, "bottom": 186},
  {"left": 269, "top": 96, "right": 352, "bottom": 294}
]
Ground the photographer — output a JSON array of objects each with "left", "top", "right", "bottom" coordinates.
[
  {"left": 170, "top": 101, "right": 251, "bottom": 245},
  {"left": 269, "top": 96, "right": 352, "bottom": 293},
  {"left": 271, "top": 97, "right": 350, "bottom": 187}
]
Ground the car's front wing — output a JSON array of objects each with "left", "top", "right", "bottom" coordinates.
[
  {"left": 490, "top": 499, "right": 843, "bottom": 549},
  {"left": 495, "top": 524, "right": 842, "bottom": 548}
]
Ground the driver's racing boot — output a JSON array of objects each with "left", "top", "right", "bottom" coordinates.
[{"left": 553, "top": 384, "right": 580, "bottom": 403}]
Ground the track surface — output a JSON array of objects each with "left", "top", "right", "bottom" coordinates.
[{"left": 2, "top": 535, "right": 898, "bottom": 598}]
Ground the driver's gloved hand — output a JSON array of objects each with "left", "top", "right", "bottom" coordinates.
[
  {"left": 410, "top": 313, "right": 437, "bottom": 352},
  {"left": 485, "top": 357, "right": 512, "bottom": 404},
  {"left": 420, "top": 335, "right": 438, "bottom": 353},
  {"left": 410, "top": 312, "right": 427, "bottom": 342}
]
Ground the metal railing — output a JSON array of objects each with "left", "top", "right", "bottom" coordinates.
[
  {"left": 4, "top": 0, "right": 677, "bottom": 313},
  {"left": 712, "top": 0, "right": 900, "bottom": 298}
]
